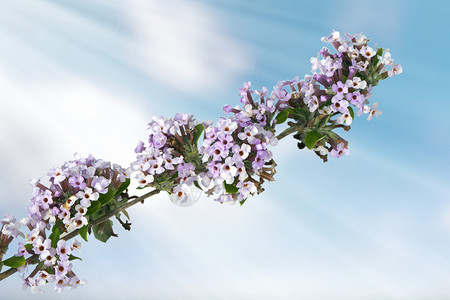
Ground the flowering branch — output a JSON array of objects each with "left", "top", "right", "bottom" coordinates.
[
  {"left": 0, "top": 30, "right": 401, "bottom": 293},
  {"left": 0, "top": 189, "right": 160, "bottom": 282}
]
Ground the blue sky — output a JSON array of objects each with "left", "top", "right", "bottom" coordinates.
[{"left": 1, "top": 0, "right": 450, "bottom": 299}]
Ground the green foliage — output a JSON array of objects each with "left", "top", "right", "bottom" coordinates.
[
  {"left": 275, "top": 110, "right": 289, "bottom": 124},
  {"left": 98, "top": 188, "right": 115, "bottom": 206},
  {"left": 115, "top": 178, "right": 130, "bottom": 196},
  {"left": 69, "top": 254, "right": 82, "bottom": 261},
  {"left": 224, "top": 182, "right": 238, "bottom": 194},
  {"left": 79, "top": 225, "right": 89, "bottom": 242},
  {"left": 2, "top": 256, "right": 25, "bottom": 268},
  {"left": 92, "top": 220, "right": 115, "bottom": 243},
  {"left": 305, "top": 130, "right": 326, "bottom": 149},
  {"left": 193, "top": 123, "right": 204, "bottom": 146},
  {"left": 49, "top": 227, "right": 60, "bottom": 248},
  {"left": 86, "top": 200, "right": 101, "bottom": 216},
  {"left": 348, "top": 106, "right": 355, "bottom": 119}
]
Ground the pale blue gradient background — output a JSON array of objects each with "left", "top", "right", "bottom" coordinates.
[{"left": 1, "top": 0, "right": 449, "bottom": 299}]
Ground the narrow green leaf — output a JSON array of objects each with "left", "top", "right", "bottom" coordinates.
[
  {"left": 372, "top": 47, "right": 383, "bottom": 66},
  {"left": 348, "top": 106, "right": 355, "bottom": 119},
  {"left": 69, "top": 254, "right": 82, "bottom": 261},
  {"left": 193, "top": 180, "right": 203, "bottom": 191},
  {"left": 275, "top": 110, "right": 289, "bottom": 124},
  {"left": 115, "top": 178, "right": 130, "bottom": 196},
  {"left": 49, "top": 227, "right": 60, "bottom": 248},
  {"left": 24, "top": 244, "right": 33, "bottom": 251},
  {"left": 98, "top": 188, "right": 115, "bottom": 206},
  {"left": 2, "top": 256, "right": 25, "bottom": 268},
  {"left": 86, "top": 200, "right": 101, "bottom": 216},
  {"left": 79, "top": 225, "right": 88, "bottom": 242},
  {"left": 239, "top": 199, "right": 247, "bottom": 206},
  {"left": 224, "top": 182, "right": 239, "bottom": 194},
  {"left": 93, "top": 220, "right": 114, "bottom": 243},
  {"left": 122, "top": 209, "right": 130, "bottom": 221},
  {"left": 319, "top": 114, "right": 333, "bottom": 127},
  {"left": 193, "top": 123, "right": 204, "bottom": 146},
  {"left": 293, "top": 108, "right": 310, "bottom": 120},
  {"left": 305, "top": 130, "right": 326, "bottom": 150}
]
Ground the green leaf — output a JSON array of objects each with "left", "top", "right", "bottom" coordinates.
[
  {"left": 122, "top": 209, "right": 130, "bottom": 221},
  {"left": 79, "top": 225, "right": 88, "bottom": 242},
  {"left": 69, "top": 254, "right": 82, "bottom": 261},
  {"left": 49, "top": 227, "right": 60, "bottom": 248},
  {"left": 52, "top": 220, "right": 63, "bottom": 233},
  {"left": 86, "top": 200, "right": 101, "bottom": 216},
  {"left": 93, "top": 220, "right": 115, "bottom": 243},
  {"left": 319, "top": 114, "right": 333, "bottom": 127},
  {"left": 224, "top": 182, "right": 238, "bottom": 194},
  {"left": 239, "top": 199, "right": 247, "bottom": 206},
  {"left": 24, "top": 244, "right": 33, "bottom": 251},
  {"left": 2, "top": 256, "right": 25, "bottom": 268},
  {"left": 372, "top": 47, "right": 383, "bottom": 66},
  {"left": 193, "top": 123, "right": 204, "bottom": 146},
  {"left": 348, "top": 106, "right": 355, "bottom": 119},
  {"left": 98, "top": 188, "right": 115, "bottom": 206},
  {"left": 193, "top": 180, "right": 202, "bottom": 191},
  {"left": 115, "top": 178, "right": 130, "bottom": 196},
  {"left": 305, "top": 130, "right": 326, "bottom": 150},
  {"left": 275, "top": 110, "right": 289, "bottom": 125}
]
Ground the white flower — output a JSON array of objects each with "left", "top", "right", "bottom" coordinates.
[
  {"left": 76, "top": 187, "right": 99, "bottom": 207},
  {"left": 379, "top": 51, "right": 393, "bottom": 66},
  {"left": 367, "top": 103, "right": 382, "bottom": 121},
  {"left": 135, "top": 172, "right": 154, "bottom": 188},
  {"left": 314, "top": 145, "right": 329, "bottom": 156},
  {"left": 388, "top": 63, "right": 403, "bottom": 77},
  {"left": 346, "top": 77, "right": 367, "bottom": 90}
]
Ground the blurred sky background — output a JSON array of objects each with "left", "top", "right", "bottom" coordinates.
[{"left": 1, "top": 0, "right": 449, "bottom": 299}]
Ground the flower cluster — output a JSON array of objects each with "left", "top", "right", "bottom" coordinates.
[
  {"left": 131, "top": 114, "right": 205, "bottom": 205},
  {"left": 11, "top": 154, "right": 130, "bottom": 293},
  {"left": 277, "top": 30, "right": 402, "bottom": 159},
  {"left": 307, "top": 30, "right": 401, "bottom": 122},
  {"left": 197, "top": 114, "right": 278, "bottom": 204}
]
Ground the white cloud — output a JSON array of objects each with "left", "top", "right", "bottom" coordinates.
[{"left": 124, "top": 0, "right": 253, "bottom": 95}]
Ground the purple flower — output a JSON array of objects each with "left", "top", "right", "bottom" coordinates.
[
  {"left": 272, "top": 86, "right": 291, "bottom": 102},
  {"left": 90, "top": 176, "right": 111, "bottom": 194},
  {"left": 331, "top": 81, "right": 348, "bottom": 100},
  {"left": 151, "top": 132, "right": 167, "bottom": 149},
  {"left": 331, "top": 98, "right": 349, "bottom": 114},
  {"left": 48, "top": 168, "right": 66, "bottom": 185},
  {"left": 40, "top": 248, "right": 57, "bottom": 267},
  {"left": 174, "top": 113, "right": 192, "bottom": 126},
  {"left": 232, "top": 144, "right": 251, "bottom": 161},
  {"left": 238, "top": 81, "right": 252, "bottom": 97},
  {"left": 134, "top": 141, "right": 146, "bottom": 153},
  {"left": 68, "top": 175, "right": 86, "bottom": 190},
  {"left": 346, "top": 91, "right": 365, "bottom": 106},
  {"left": 56, "top": 240, "right": 72, "bottom": 260},
  {"left": 236, "top": 181, "right": 257, "bottom": 198},
  {"left": 217, "top": 133, "right": 234, "bottom": 150},
  {"left": 148, "top": 157, "right": 165, "bottom": 175},
  {"left": 207, "top": 161, "right": 222, "bottom": 179},
  {"left": 330, "top": 143, "right": 350, "bottom": 158}
]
